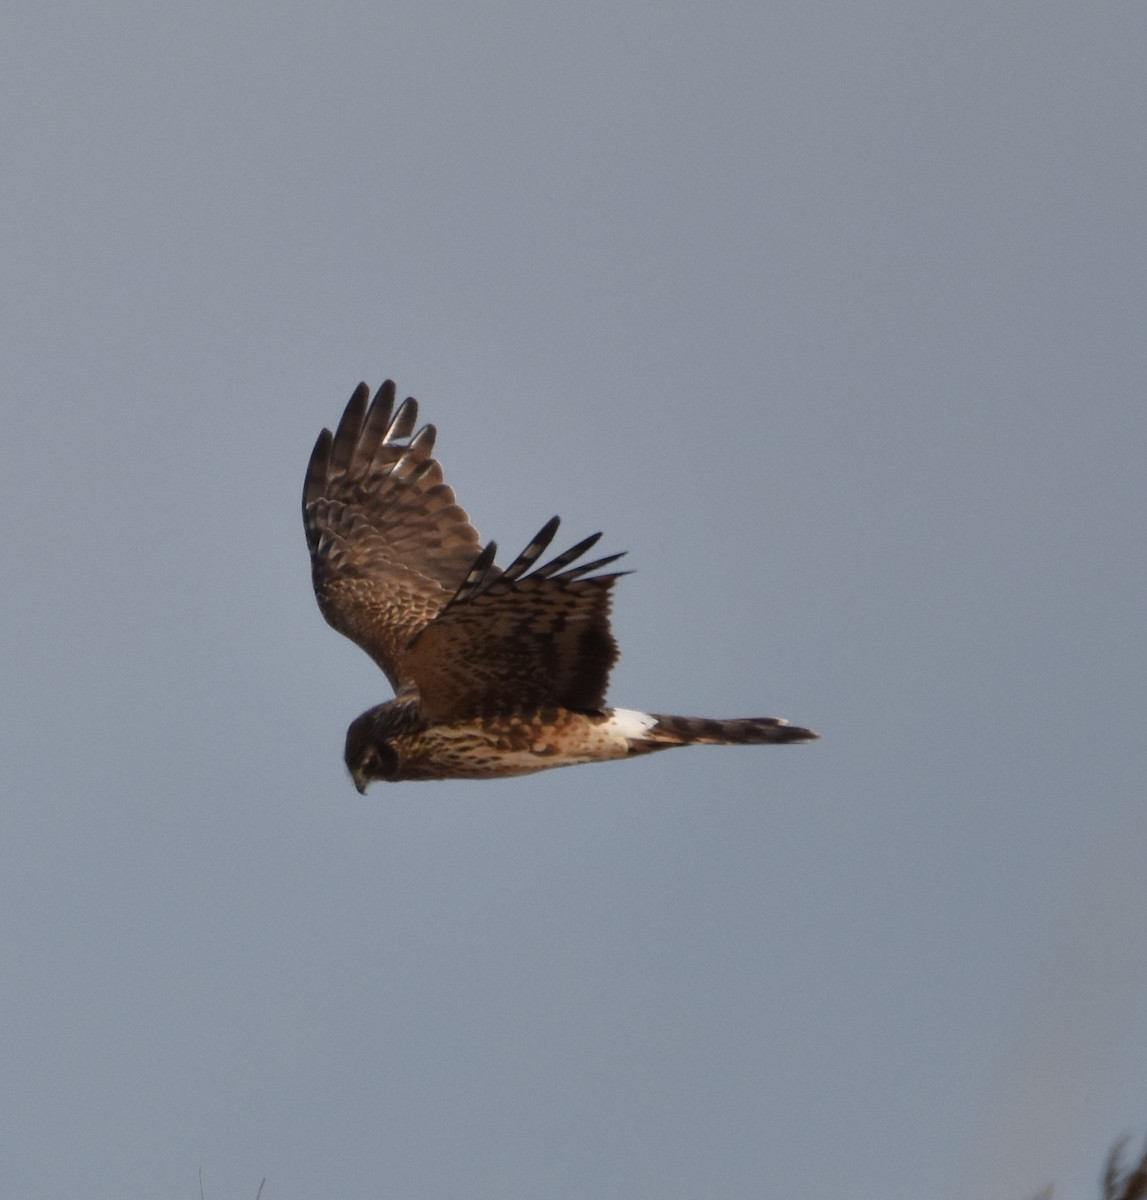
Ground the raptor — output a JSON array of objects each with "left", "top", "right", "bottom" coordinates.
[{"left": 303, "top": 379, "right": 817, "bottom": 789}]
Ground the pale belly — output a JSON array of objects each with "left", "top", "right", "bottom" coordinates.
[{"left": 394, "top": 708, "right": 660, "bottom": 781}]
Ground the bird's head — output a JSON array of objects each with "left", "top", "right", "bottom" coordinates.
[{"left": 344, "top": 710, "right": 400, "bottom": 793}]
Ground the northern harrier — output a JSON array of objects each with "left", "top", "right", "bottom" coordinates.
[{"left": 304, "top": 379, "right": 817, "bottom": 789}]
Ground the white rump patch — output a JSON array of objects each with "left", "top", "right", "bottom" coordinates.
[{"left": 607, "top": 708, "right": 658, "bottom": 739}]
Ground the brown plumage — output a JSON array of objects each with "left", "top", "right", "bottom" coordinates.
[{"left": 303, "top": 378, "right": 818, "bottom": 789}]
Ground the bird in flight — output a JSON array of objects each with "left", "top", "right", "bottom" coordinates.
[{"left": 303, "top": 379, "right": 817, "bottom": 789}]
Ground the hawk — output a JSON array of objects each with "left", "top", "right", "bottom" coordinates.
[{"left": 303, "top": 379, "right": 818, "bottom": 789}]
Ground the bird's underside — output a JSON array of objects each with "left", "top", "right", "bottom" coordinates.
[
  {"left": 344, "top": 700, "right": 816, "bottom": 787},
  {"left": 304, "top": 379, "right": 817, "bottom": 790}
]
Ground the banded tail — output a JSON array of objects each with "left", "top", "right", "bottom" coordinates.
[{"left": 607, "top": 707, "right": 818, "bottom": 754}]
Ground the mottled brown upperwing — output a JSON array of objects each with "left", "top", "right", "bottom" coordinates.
[
  {"left": 402, "top": 518, "right": 627, "bottom": 722},
  {"left": 302, "top": 381, "right": 485, "bottom": 692}
]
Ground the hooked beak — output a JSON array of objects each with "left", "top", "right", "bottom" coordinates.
[{"left": 351, "top": 768, "right": 369, "bottom": 795}]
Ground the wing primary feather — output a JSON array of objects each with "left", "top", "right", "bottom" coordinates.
[
  {"left": 328, "top": 383, "right": 370, "bottom": 476},
  {"left": 451, "top": 540, "right": 499, "bottom": 604},
  {"left": 302, "top": 428, "right": 334, "bottom": 515},
  {"left": 499, "top": 516, "right": 561, "bottom": 583},
  {"left": 397, "top": 424, "right": 437, "bottom": 468},
  {"left": 391, "top": 426, "right": 437, "bottom": 479},
  {"left": 352, "top": 381, "right": 397, "bottom": 470},
  {"left": 534, "top": 531, "right": 604, "bottom": 577},
  {"left": 550, "top": 552, "right": 628, "bottom": 581},
  {"left": 386, "top": 397, "right": 419, "bottom": 442}
]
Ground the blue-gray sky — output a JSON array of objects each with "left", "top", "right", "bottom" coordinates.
[{"left": 3, "top": 3, "right": 1146, "bottom": 1197}]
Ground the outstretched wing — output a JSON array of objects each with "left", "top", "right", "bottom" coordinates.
[
  {"left": 303, "top": 381, "right": 484, "bottom": 691},
  {"left": 402, "top": 517, "right": 628, "bottom": 721}
]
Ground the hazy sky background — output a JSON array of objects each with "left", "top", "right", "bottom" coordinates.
[{"left": 3, "top": 2, "right": 1146, "bottom": 1198}]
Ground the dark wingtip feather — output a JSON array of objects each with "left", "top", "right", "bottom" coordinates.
[
  {"left": 535, "top": 530, "right": 603, "bottom": 578},
  {"left": 353, "top": 381, "right": 398, "bottom": 469},
  {"left": 448, "top": 518, "right": 627, "bottom": 599},
  {"left": 553, "top": 551, "right": 628, "bottom": 582},
  {"left": 451, "top": 540, "right": 499, "bottom": 604},
  {"left": 500, "top": 516, "right": 561, "bottom": 583},
  {"left": 328, "top": 383, "right": 371, "bottom": 475},
  {"left": 386, "top": 396, "right": 419, "bottom": 442},
  {"left": 407, "top": 423, "right": 437, "bottom": 459},
  {"left": 302, "top": 427, "right": 334, "bottom": 514}
]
